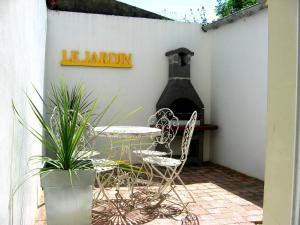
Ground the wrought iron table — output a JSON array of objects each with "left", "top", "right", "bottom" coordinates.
[
  {"left": 92, "top": 126, "right": 162, "bottom": 222},
  {"left": 94, "top": 126, "right": 161, "bottom": 190}
]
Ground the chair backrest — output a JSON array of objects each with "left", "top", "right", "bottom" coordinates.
[
  {"left": 147, "top": 108, "right": 179, "bottom": 149},
  {"left": 180, "top": 111, "right": 197, "bottom": 162}
]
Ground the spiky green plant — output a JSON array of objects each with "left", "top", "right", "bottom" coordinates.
[
  {"left": 48, "top": 82, "right": 95, "bottom": 117},
  {"left": 13, "top": 82, "right": 98, "bottom": 172},
  {"left": 12, "top": 81, "right": 145, "bottom": 185}
]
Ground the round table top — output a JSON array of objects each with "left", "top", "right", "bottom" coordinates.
[{"left": 94, "top": 126, "right": 161, "bottom": 137}]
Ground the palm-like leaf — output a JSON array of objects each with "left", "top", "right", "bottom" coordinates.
[{"left": 13, "top": 82, "right": 97, "bottom": 171}]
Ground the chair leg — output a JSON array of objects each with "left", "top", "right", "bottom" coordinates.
[
  {"left": 145, "top": 162, "right": 195, "bottom": 213},
  {"left": 175, "top": 175, "right": 195, "bottom": 203},
  {"left": 147, "top": 164, "right": 173, "bottom": 201},
  {"left": 94, "top": 175, "right": 104, "bottom": 201},
  {"left": 150, "top": 166, "right": 189, "bottom": 212},
  {"left": 144, "top": 161, "right": 154, "bottom": 188},
  {"left": 131, "top": 154, "right": 152, "bottom": 191},
  {"left": 169, "top": 184, "right": 189, "bottom": 213},
  {"left": 94, "top": 171, "right": 114, "bottom": 202},
  {"left": 94, "top": 172, "right": 126, "bottom": 220}
]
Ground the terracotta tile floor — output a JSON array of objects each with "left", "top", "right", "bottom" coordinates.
[{"left": 34, "top": 162, "right": 263, "bottom": 225}]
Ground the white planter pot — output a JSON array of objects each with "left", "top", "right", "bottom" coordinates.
[{"left": 41, "top": 169, "right": 96, "bottom": 225}]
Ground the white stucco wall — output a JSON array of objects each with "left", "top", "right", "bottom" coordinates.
[
  {"left": 45, "top": 10, "right": 212, "bottom": 160},
  {"left": 46, "top": 9, "right": 268, "bottom": 179},
  {"left": 0, "top": 1, "right": 47, "bottom": 224},
  {"left": 209, "top": 10, "right": 268, "bottom": 180},
  {"left": 0, "top": 2, "right": 268, "bottom": 223}
]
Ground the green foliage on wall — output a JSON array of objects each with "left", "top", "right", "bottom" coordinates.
[{"left": 215, "top": 0, "right": 257, "bottom": 18}]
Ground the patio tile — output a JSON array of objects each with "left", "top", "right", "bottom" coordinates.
[{"left": 34, "top": 162, "right": 263, "bottom": 225}]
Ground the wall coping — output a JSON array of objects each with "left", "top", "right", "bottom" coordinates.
[{"left": 202, "top": 1, "right": 267, "bottom": 32}]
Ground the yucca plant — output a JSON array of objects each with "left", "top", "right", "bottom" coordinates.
[
  {"left": 12, "top": 81, "right": 145, "bottom": 225},
  {"left": 46, "top": 82, "right": 143, "bottom": 170},
  {"left": 12, "top": 82, "right": 100, "bottom": 225},
  {"left": 12, "top": 81, "right": 150, "bottom": 225},
  {"left": 13, "top": 81, "right": 144, "bottom": 178},
  {"left": 13, "top": 82, "right": 98, "bottom": 173}
]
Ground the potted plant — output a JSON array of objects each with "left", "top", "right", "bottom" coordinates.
[
  {"left": 13, "top": 82, "right": 98, "bottom": 225},
  {"left": 13, "top": 81, "right": 143, "bottom": 225}
]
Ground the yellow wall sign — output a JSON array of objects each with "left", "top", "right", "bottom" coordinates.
[{"left": 60, "top": 50, "right": 133, "bottom": 68}]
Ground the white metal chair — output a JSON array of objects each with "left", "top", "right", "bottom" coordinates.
[
  {"left": 89, "top": 135, "right": 118, "bottom": 200},
  {"left": 133, "top": 108, "right": 179, "bottom": 157},
  {"left": 131, "top": 108, "right": 179, "bottom": 188},
  {"left": 142, "top": 111, "right": 197, "bottom": 210}
]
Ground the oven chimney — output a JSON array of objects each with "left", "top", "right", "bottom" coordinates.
[
  {"left": 157, "top": 48, "right": 204, "bottom": 121},
  {"left": 166, "top": 47, "right": 194, "bottom": 79}
]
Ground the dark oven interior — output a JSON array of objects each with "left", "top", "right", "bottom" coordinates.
[{"left": 169, "top": 98, "right": 202, "bottom": 121}]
